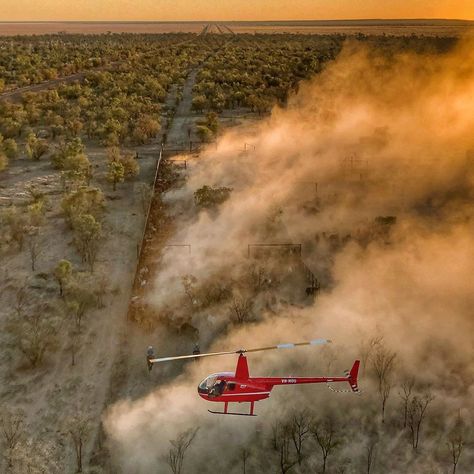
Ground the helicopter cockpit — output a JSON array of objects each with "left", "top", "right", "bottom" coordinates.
[{"left": 198, "top": 374, "right": 228, "bottom": 398}]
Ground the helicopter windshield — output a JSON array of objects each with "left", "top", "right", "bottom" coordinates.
[
  {"left": 198, "top": 375, "right": 226, "bottom": 397},
  {"left": 199, "top": 375, "right": 217, "bottom": 391}
]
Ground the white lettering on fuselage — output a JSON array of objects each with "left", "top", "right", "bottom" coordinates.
[{"left": 281, "top": 379, "right": 297, "bottom": 383}]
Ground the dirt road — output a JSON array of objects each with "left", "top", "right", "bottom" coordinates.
[
  {"left": 88, "top": 36, "right": 237, "bottom": 470},
  {"left": 0, "top": 72, "right": 90, "bottom": 101},
  {"left": 0, "top": 62, "right": 124, "bottom": 102},
  {"left": 165, "top": 69, "right": 199, "bottom": 148},
  {"left": 86, "top": 60, "right": 204, "bottom": 470}
]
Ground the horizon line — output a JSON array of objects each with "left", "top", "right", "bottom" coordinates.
[{"left": 1, "top": 18, "right": 473, "bottom": 24}]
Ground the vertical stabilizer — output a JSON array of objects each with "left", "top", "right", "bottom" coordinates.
[
  {"left": 235, "top": 354, "right": 249, "bottom": 380},
  {"left": 347, "top": 360, "right": 360, "bottom": 393}
]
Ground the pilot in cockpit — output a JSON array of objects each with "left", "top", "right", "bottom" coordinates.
[
  {"left": 198, "top": 375, "right": 227, "bottom": 397},
  {"left": 209, "top": 380, "right": 226, "bottom": 397}
]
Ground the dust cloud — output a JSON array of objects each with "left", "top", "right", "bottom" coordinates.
[{"left": 104, "top": 37, "right": 474, "bottom": 472}]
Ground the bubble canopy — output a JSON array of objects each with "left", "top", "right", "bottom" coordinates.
[{"left": 198, "top": 373, "right": 233, "bottom": 397}]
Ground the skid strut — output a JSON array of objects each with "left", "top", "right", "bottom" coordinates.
[{"left": 208, "top": 401, "right": 257, "bottom": 416}]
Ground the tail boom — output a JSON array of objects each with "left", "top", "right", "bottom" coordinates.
[{"left": 255, "top": 360, "right": 361, "bottom": 393}]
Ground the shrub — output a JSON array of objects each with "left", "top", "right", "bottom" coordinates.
[
  {"left": 25, "top": 133, "right": 49, "bottom": 161},
  {"left": 61, "top": 187, "right": 105, "bottom": 224},
  {"left": 72, "top": 214, "right": 102, "bottom": 272},
  {"left": 194, "top": 185, "right": 232, "bottom": 208},
  {"left": 0, "top": 152, "right": 8, "bottom": 172},
  {"left": 2, "top": 138, "right": 18, "bottom": 159},
  {"left": 107, "top": 160, "right": 125, "bottom": 191}
]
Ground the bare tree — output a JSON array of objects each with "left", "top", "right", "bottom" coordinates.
[
  {"left": 72, "top": 214, "right": 101, "bottom": 272},
  {"left": 447, "top": 412, "right": 465, "bottom": 474},
  {"left": 398, "top": 377, "right": 415, "bottom": 428},
  {"left": 14, "top": 283, "right": 28, "bottom": 318},
  {"left": 407, "top": 393, "right": 434, "bottom": 450},
  {"left": 311, "top": 416, "right": 341, "bottom": 474},
  {"left": 3, "top": 207, "right": 28, "bottom": 251},
  {"left": 93, "top": 275, "right": 109, "bottom": 309},
  {"left": 247, "top": 265, "right": 273, "bottom": 293},
  {"left": 321, "top": 345, "right": 339, "bottom": 373},
  {"left": 230, "top": 295, "right": 253, "bottom": 325},
  {"left": 27, "top": 234, "right": 43, "bottom": 272},
  {"left": 5, "top": 436, "right": 61, "bottom": 473},
  {"left": 181, "top": 275, "right": 198, "bottom": 307},
  {"left": 68, "top": 326, "right": 81, "bottom": 366},
  {"left": 359, "top": 335, "right": 383, "bottom": 375},
  {"left": 365, "top": 438, "right": 377, "bottom": 474},
  {"left": 166, "top": 428, "right": 198, "bottom": 474},
  {"left": 289, "top": 409, "right": 310, "bottom": 466},
  {"left": 0, "top": 407, "right": 25, "bottom": 469},
  {"left": 240, "top": 447, "right": 250, "bottom": 474},
  {"left": 66, "top": 284, "right": 96, "bottom": 331},
  {"left": 10, "top": 309, "right": 57, "bottom": 368},
  {"left": 371, "top": 345, "right": 397, "bottom": 423},
  {"left": 67, "top": 414, "right": 90, "bottom": 473},
  {"left": 199, "top": 282, "right": 231, "bottom": 308},
  {"left": 271, "top": 421, "right": 298, "bottom": 474},
  {"left": 53, "top": 259, "right": 72, "bottom": 297}
]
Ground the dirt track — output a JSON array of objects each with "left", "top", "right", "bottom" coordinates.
[
  {"left": 87, "top": 62, "right": 203, "bottom": 471},
  {"left": 0, "top": 72, "right": 88, "bottom": 101},
  {"left": 0, "top": 62, "right": 123, "bottom": 102}
]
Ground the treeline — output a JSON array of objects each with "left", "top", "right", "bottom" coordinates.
[
  {"left": 192, "top": 34, "right": 343, "bottom": 114},
  {"left": 0, "top": 36, "right": 222, "bottom": 150},
  {"left": 0, "top": 33, "right": 196, "bottom": 91},
  {"left": 189, "top": 34, "right": 460, "bottom": 116}
]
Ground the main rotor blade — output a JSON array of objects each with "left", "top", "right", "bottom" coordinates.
[
  {"left": 149, "top": 339, "right": 331, "bottom": 364},
  {"left": 150, "top": 350, "right": 237, "bottom": 364},
  {"left": 244, "top": 338, "right": 332, "bottom": 354}
]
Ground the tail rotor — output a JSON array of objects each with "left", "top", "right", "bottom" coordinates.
[
  {"left": 327, "top": 360, "right": 361, "bottom": 394},
  {"left": 347, "top": 360, "right": 360, "bottom": 394}
]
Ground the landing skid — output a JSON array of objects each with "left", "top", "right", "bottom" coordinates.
[
  {"left": 208, "top": 410, "right": 256, "bottom": 417},
  {"left": 208, "top": 401, "right": 256, "bottom": 416}
]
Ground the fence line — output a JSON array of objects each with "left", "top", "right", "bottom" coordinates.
[{"left": 131, "top": 146, "right": 163, "bottom": 291}]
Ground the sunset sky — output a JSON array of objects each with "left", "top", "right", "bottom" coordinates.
[{"left": 1, "top": 0, "right": 473, "bottom": 22}]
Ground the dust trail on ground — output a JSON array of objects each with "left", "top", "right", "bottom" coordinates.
[{"left": 104, "top": 38, "right": 474, "bottom": 473}]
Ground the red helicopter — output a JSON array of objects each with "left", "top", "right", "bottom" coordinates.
[{"left": 149, "top": 339, "right": 360, "bottom": 416}]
